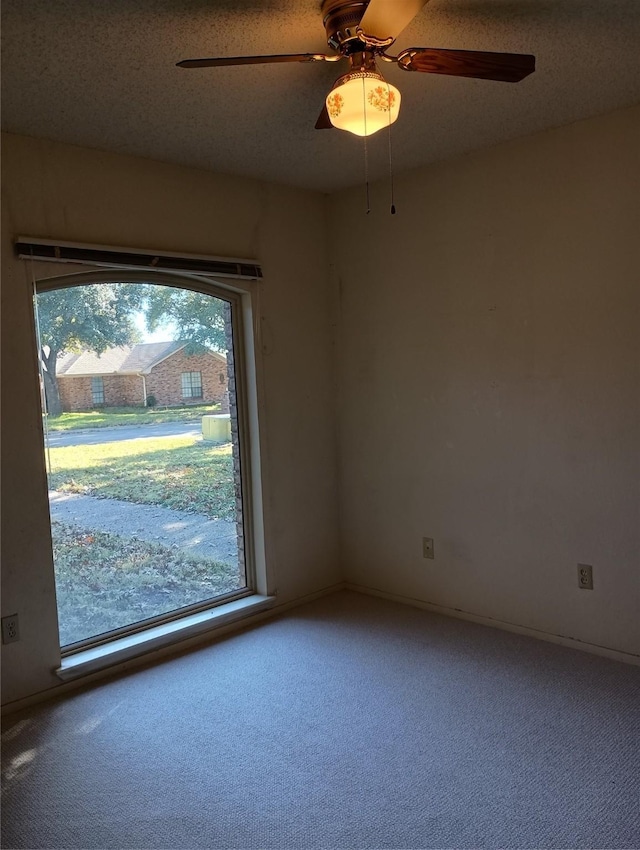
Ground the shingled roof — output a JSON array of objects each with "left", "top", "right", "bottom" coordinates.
[{"left": 57, "top": 341, "right": 189, "bottom": 376}]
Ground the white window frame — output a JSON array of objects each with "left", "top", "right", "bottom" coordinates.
[{"left": 33, "top": 267, "right": 272, "bottom": 680}]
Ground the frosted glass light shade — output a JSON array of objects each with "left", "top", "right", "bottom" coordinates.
[{"left": 326, "top": 71, "right": 401, "bottom": 137}]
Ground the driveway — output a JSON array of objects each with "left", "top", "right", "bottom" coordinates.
[{"left": 45, "top": 421, "right": 201, "bottom": 447}]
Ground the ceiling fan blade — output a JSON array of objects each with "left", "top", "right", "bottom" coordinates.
[
  {"left": 358, "top": 0, "right": 431, "bottom": 41},
  {"left": 397, "top": 47, "right": 535, "bottom": 82},
  {"left": 315, "top": 103, "right": 333, "bottom": 130},
  {"left": 177, "top": 53, "right": 339, "bottom": 69}
]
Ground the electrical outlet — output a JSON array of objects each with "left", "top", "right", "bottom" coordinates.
[
  {"left": 422, "top": 537, "right": 434, "bottom": 560},
  {"left": 577, "top": 564, "right": 594, "bottom": 590},
  {"left": 1, "top": 614, "right": 20, "bottom": 644}
]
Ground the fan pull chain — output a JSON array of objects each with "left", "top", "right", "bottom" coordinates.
[
  {"left": 363, "top": 76, "right": 370, "bottom": 214},
  {"left": 387, "top": 86, "right": 396, "bottom": 215}
]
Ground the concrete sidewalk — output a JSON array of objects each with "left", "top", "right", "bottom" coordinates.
[{"left": 49, "top": 491, "right": 239, "bottom": 566}]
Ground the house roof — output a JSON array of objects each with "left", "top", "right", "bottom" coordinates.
[{"left": 57, "top": 341, "right": 225, "bottom": 377}]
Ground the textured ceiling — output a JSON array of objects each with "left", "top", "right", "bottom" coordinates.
[{"left": 2, "top": 0, "right": 640, "bottom": 192}]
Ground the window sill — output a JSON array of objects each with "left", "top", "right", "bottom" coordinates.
[{"left": 56, "top": 594, "right": 276, "bottom": 682}]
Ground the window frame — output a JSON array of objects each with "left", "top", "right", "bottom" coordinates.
[
  {"left": 33, "top": 268, "right": 270, "bottom": 661},
  {"left": 181, "top": 370, "right": 203, "bottom": 399},
  {"left": 91, "top": 375, "right": 105, "bottom": 405}
]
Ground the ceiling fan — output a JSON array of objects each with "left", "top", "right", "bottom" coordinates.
[{"left": 177, "top": 0, "right": 535, "bottom": 137}]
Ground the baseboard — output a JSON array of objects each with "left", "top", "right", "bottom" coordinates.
[
  {"left": 5, "top": 578, "right": 635, "bottom": 715},
  {"left": 1, "top": 581, "right": 346, "bottom": 716},
  {"left": 346, "top": 583, "right": 640, "bottom": 667}
]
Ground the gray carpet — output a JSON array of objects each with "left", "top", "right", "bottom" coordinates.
[{"left": 2, "top": 591, "right": 639, "bottom": 849}]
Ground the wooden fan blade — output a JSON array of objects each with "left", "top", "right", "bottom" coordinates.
[
  {"left": 177, "top": 53, "right": 337, "bottom": 69},
  {"left": 398, "top": 47, "right": 535, "bottom": 82},
  {"left": 359, "top": 0, "right": 431, "bottom": 41},
  {"left": 315, "top": 103, "right": 333, "bottom": 130}
]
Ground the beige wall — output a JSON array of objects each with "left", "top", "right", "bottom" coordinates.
[
  {"left": 1, "top": 134, "right": 341, "bottom": 704},
  {"left": 330, "top": 105, "right": 640, "bottom": 655},
  {"left": 2, "top": 105, "right": 639, "bottom": 706}
]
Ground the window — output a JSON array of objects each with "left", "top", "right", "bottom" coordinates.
[
  {"left": 32, "top": 270, "right": 265, "bottom": 658},
  {"left": 181, "top": 370, "right": 202, "bottom": 399},
  {"left": 91, "top": 376, "right": 105, "bottom": 405}
]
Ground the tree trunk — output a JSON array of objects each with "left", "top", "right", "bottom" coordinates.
[{"left": 41, "top": 347, "right": 63, "bottom": 418}]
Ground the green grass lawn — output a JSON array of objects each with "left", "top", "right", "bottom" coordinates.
[
  {"left": 45, "top": 404, "right": 221, "bottom": 431},
  {"left": 52, "top": 521, "right": 242, "bottom": 646},
  {"left": 48, "top": 435, "right": 235, "bottom": 520}
]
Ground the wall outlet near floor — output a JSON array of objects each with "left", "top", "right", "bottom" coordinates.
[
  {"left": 1, "top": 613, "right": 20, "bottom": 644},
  {"left": 577, "top": 564, "right": 594, "bottom": 590},
  {"left": 422, "top": 537, "right": 435, "bottom": 560}
]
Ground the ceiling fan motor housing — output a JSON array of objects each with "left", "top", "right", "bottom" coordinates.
[{"left": 321, "top": 0, "right": 369, "bottom": 51}]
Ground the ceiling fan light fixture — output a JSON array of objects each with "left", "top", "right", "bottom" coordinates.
[{"left": 326, "top": 69, "right": 401, "bottom": 137}]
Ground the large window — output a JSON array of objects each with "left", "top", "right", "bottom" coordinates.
[
  {"left": 181, "top": 370, "right": 202, "bottom": 399},
  {"left": 35, "top": 274, "right": 258, "bottom": 652}
]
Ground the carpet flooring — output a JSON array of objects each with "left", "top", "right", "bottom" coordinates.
[{"left": 2, "top": 591, "right": 639, "bottom": 849}]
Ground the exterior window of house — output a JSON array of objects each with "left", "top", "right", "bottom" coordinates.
[
  {"left": 181, "top": 371, "right": 202, "bottom": 399},
  {"left": 33, "top": 273, "right": 264, "bottom": 657},
  {"left": 91, "top": 376, "right": 105, "bottom": 405}
]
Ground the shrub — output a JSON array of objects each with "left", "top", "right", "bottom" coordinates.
[{"left": 146, "top": 394, "right": 157, "bottom": 408}]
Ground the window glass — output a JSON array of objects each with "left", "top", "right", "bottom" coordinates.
[
  {"left": 35, "top": 279, "right": 249, "bottom": 649},
  {"left": 181, "top": 371, "right": 202, "bottom": 399},
  {"left": 91, "top": 376, "right": 104, "bottom": 405}
]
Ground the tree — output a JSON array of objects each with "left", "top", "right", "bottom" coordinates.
[
  {"left": 36, "top": 283, "right": 143, "bottom": 417},
  {"left": 142, "top": 286, "right": 228, "bottom": 353}
]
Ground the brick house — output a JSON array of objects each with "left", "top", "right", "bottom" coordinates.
[{"left": 57, "top": 341, "right": 228, "bottom": 411}]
